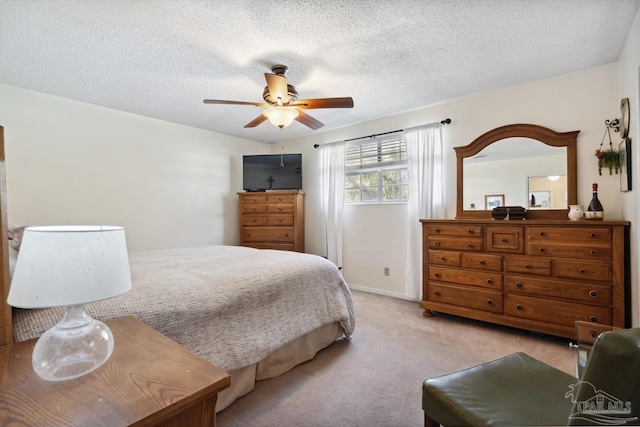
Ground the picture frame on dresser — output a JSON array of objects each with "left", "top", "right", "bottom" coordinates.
[{"left": 619, "top": 138, "right": 632, "bottom": 192}]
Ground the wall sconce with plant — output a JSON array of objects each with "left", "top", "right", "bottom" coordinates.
[{"left": 595, "top": 119, "right": 621, "bottom": 175}]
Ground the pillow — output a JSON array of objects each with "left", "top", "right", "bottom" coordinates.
[{"left": 8, "top": 225, "right": 27, "bottom": 251}]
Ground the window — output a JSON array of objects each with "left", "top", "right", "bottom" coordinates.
[{"left": 345, "top": 134, "right": 408, "bottom": 203}]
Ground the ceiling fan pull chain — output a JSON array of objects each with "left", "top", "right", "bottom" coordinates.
[{"left": 280, "top": 128, "right": 285, "bottom": 167}]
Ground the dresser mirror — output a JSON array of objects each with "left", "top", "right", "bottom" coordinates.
[{"left": 455, "top": 124, "right": 579, "bottom": 220}]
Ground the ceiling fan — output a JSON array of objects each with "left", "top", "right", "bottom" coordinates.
[{"left": 203, "top": 65, "right": 354, "bottom": 130}]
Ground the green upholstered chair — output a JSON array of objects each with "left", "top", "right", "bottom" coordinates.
[{"left": 422, "top": 328, "right": 640, "bottom": 426}]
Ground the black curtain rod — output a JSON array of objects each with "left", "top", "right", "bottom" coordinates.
[{"left": 314, "top": 118, "right": 451, "bottom": 148}]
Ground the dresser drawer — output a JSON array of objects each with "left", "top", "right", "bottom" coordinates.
[
  {"left": 506, "top": 295, "right": 611, "bottom": 326},
  {"left": 553, "top": 259, "right": 611, "bottom": 282},
  {"left": 527, "top": 242, "right": 612, "bottom": 260},
  {"left": 528, "top": 227, "right": 611, "bottom": 245},
  {"left": 241, "top": 204, "right": 267, "bottom": 214},
  {"left": 430, "top": 283, "right": 503, "bottom": 313},
  {"left": 486, "top": 226, "right": 524, "bottom": 254},
  {"left": 267, "top": 194, "right": 295, "bottom": 203},
  {"left": 429, "top": 266, "right": 502, "bottom": 289},
  {"left": 461, "top": 253, "right": 502, "bottom": 271},
  {"left": 268, "top": 203, "right": 294, "bottom": 213},
  {"left": 268, "top": 214, "right": 294, "bottom": 226},
  {"left": 427, "top": 224, "right": 483, "bottom": 237},
  {"left": 240, "top": 194, "right": 267, "bottom": 203},
  {"left": 242, "top": 227, "right": 295, "bottom": 242},
  {"left": 428, "top": 236, "right": 483, "bottom": 251},
  {"left": 428, "top": 250, "right": 461, "bottom": 267},
  {"left": 505, "top": 255, "right": 551, "bottom": 276},
  {"left": 244, "top": 242, "right": 295, "bottom": 251},
  {"left": 242, "top": 215, "right": 267, "bottom": 226},
  {"left": 505, "top": 275, "right": 611, "bottom": 305}
]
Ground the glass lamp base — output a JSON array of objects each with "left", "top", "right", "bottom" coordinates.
[{"left": 32, "top": 304, "right": 114, "bottom": 381}]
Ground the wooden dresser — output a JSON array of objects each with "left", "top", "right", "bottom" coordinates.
[
  {"left": 238, "top": 190, "right": 304, "bottom": 252},
  {"left": 421, "top": 219, "right": 630, "bottom": 339}
]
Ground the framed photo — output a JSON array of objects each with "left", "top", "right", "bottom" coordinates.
[
  {"left": 484, "top": 194, "right": 504, "bottom": 210},
  {"left": 619, "top": 138, "right": 632, "bottom": 192}
]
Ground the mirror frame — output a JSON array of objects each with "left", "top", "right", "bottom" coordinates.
[{"left": 455, "top": 123, "right": 579, "bottom": 220}]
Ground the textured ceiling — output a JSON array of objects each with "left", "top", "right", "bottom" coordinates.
[{"left": 1, "top": 0, "right": 638, "bottom": 144}]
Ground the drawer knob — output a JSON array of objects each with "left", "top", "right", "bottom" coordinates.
[
  {"left": 284, "top": 233, "right": 290, "bottom": 237},
  {"left": 539, "top": 231, "right": 546, "bottom": 236},
  {"left": 434, "top": 228, "right": 441, "bottom": 233},
  {"left": 434, "top": 272, "right": 441, "bottom": 278},
  {"left": 516, "top": 282, "right": 524, "bottom": 288},
  {"left": 433, "top": 241, "right": 440, "bottom": 247},
  {"left": 590, "top": 233, "right": 597, "bottom": 238},
  {"left": 479, "top": 260, "right": 486, "bottom": 265},
  {"left": 440, "top": 256, "right": 447, "bottom": 261},
  {"left": 486, "top": 299, "right": 494, "bottom": 305},
  {"left": 589, "top": 316, "right": 599, "bottom": 323},
  {"left": 589, "top": 290, "right": 599, "bottom": 298},
  {"left": 501, "top": 238, "right": 508, "bottom": 243},
  {"left": 468, "top": 229, "right": 475, "bottom": 234},
  {"left": 525, "top": 264, "right": 532, "bottom": 269},
  {"left": 467, "top": 243, "right": 474, "bottom": 248},
  {"left": 486, "top": 279, "right": 494, "bottom": 285},
  {"left": 590, "top": 250, "right": 598, "bottom": 256},
  {"left": 434, "top": 291, "right": 441, "bottom": 297},
  {"left": 579, "top": 268, "right": 587, "bottom": 274},
  {"left": 538, "top": 247, "right": 546, "bottom": 253},
  {"left": 516, "top": 304, "right": 523, "bottom": 310}
]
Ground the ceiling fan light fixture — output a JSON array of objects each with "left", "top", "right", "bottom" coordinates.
[{"left": 263, "top": 106, "right": 299, "bottom": 128}]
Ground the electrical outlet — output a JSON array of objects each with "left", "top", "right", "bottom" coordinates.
[{"left": 384, "top": 267, "right": 390, "bottom": 276}]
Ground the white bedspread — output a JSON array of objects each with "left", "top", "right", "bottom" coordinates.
[{"left": 12, "top": 245, "right": 355, "bottom": 372}]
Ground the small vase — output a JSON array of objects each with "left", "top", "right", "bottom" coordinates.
[{"left": 568, "top": 205, "right": 585, "bottom": 221}]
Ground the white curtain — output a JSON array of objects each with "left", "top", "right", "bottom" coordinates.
[
  {"left": 319, "top": 141, "right": 345, "bottom": 268},
  {"left": 404, "top": 123, "right": 445, "bottom": 299}
]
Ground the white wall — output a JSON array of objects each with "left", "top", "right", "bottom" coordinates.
[
  {"left": 617, "top": 6, "right": 640, "bottom": 326},
  {"left": 283, "top": 63, "right": 624, "bottom": 300},
  {"left": 0, "top": 84, "right": 268, "bottom": 251}
]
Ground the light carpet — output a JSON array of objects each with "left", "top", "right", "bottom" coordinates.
[{"left": 217, "top": 290, "right": 575, "bottom": 427}]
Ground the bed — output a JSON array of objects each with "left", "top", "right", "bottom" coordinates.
[{"left": 0, "top": 126, "right": 355, "bottom": 412}]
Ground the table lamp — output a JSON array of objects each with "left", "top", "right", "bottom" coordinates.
[{"left": 7, "top": 225, "right": 132, "bottom": 381}]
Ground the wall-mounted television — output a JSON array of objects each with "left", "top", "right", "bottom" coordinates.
[{"left": 243, "top": 154, "right": 302, "bottom": 191}]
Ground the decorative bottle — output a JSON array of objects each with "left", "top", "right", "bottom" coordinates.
[{"left": 586, "top": 183, "right": 604, "bottom": 220}]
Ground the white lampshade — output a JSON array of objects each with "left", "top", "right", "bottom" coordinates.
[
  {"left": 263, "top": 106, "right": 299, "bottom": 128},
  {"left": 7, "top": 225, "right": 132, "bottom": 381},
  {"left": 8, "top": 225, "right": 132, "bottom": 308}
]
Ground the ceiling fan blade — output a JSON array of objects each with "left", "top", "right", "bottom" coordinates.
[
  {"left": 295, "top": 110, "right": 324, "bottom": 130},
  {"left": 265, "top": 73, "right": 288, "bottom": 104},
  {"left": 291, "top": 97, "right": 354, "bottom": 109},
  {"left": 244, "top": 114, "right": 268, "bottom": 128},
  {"left": 203, "top": 99, "right": 268, "bottom": 107}
]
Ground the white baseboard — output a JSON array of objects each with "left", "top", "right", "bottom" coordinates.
[{"left": 347, "top": 283, "right": 420, "bottom": 302}]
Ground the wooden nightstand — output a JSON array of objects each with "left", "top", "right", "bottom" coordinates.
[{"left": 0, "top": 316, "right": 230, "bottom": 426}]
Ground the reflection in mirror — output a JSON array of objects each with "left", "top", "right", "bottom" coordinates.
[
  {"left": 463, "top": 138, "right": 567, "bottom": 210},
  {"left": 528, "top": 175, "right": 567, "bottom": 209}
]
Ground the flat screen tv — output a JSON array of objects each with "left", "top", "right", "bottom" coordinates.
[{"left": 243, "top": 154, "right": 302, "bottom": 191}]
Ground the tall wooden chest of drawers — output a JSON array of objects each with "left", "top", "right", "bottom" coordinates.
[
  {"left": 238, "top": 191, "right": 304, "bottom": 252},
  {"left": 420, "top": 219, "right": 630, "bottom": 339}
]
